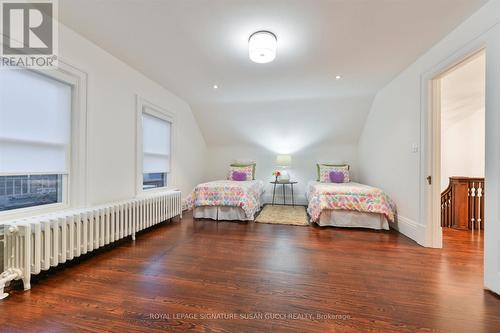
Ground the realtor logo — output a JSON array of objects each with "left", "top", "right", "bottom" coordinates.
[{"left": 1, "top": 0, "right": 58, "bottom": 68}]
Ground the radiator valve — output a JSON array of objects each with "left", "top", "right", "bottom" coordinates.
[
  {"left": 0, "top": 268, "right": 23, "bottom": 300},
  {"left": 7, "top": 225, "right": 19, "bottom": 234}
]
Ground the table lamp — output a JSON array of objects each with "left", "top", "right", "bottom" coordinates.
[{"left": 276, "top": 154, "right": 291, "bottom": 182}]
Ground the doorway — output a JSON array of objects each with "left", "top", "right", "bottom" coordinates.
[{"left": 431, "top": 49, "right": 486, "bottom": 250}]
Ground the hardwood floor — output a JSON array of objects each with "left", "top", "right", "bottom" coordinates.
[{"left": 1, "top": 212, "right": 499, "bottom": 332}]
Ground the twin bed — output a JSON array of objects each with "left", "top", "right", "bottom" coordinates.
[
  {"left": 187, "top": 179, "right": 265, "bottom": 221},
  {"left": 186, "top": 163, "right": 396, "bottom": 230},
  {"left": 306, "top": 181, "right": 395, "bottom": 230}
]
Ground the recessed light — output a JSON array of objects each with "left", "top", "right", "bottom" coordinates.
[
  {"left": 213, "top": 84, "right": 218, "bottom": 89},
  {"left": 335, "top": 75, "right": 342, "bottom": 80}
]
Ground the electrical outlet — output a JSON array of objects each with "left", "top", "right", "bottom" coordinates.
[{"left": 411, "top": 144, "right": 419, "bottom": 153}]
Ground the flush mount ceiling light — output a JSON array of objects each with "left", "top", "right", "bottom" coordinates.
[
  {"left": 248, "top": 31, "right": 277, "bottom": 64},
  {"left": 213, "top": 84, "right": 219, "bottom": 89},
  {"left": 335, "top": 75, "right": 342, "bottom": 80}
]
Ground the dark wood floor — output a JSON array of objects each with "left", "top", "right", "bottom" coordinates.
[{"left": 1, "top": 212, "right": 499, "bottom": 332}]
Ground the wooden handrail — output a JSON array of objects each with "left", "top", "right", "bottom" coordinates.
[{"left": 441, "top": 177, "right": 484, "bottom": 230}]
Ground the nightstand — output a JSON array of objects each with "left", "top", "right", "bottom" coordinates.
[{"left": 270, "top": 181, "right": 298, "bottom": 206}]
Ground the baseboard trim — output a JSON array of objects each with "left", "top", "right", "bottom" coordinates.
[{"left": 393, "top": 215, "right": 425, "bottom": 245}]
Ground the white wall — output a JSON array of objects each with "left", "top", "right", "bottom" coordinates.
[
  {"left": 0, "top": 23, "right": 207, "bottom": 271},
  {"left": 58, "top": 24, "right": 207, "bottom": 205},
  {"left": 358, "top": 71, "right": 422, "bottom": 224},
  {"left": 357, "top": 0, "right": 500, "bottom": 292},
  {"left": 440, "top": 53, "right": 485, "bottom": 190},
  {"left": 205, "top": 144, "right": 358, "bottom": 204},
  {"left": 441, "top": 110, "right": 485, "bottom": 190},
  {"left": 358, "top": 1, "right": 499, "bottom": 233},
  {"left": 194, "top": 96, "right": 370, "bottom": 203}
]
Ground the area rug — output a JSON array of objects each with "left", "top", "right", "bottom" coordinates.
[{"left": 255, "top": 205, "right": 309, "bottom": 226}]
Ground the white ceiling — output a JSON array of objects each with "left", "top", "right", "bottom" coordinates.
[
  {"left": 59, "top": 0, "right": 487, "bottom": 148},
  {"left": 441, "top": 51, "right": 485, "bottom": 125}
]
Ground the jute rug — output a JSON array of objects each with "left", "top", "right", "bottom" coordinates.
[{"left": 255, "top": 205, "right": 309, "bottom": 226}]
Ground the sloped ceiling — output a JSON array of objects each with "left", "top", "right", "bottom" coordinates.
[
  {"left": 193, "top": 96, "right": 373, "bottom": 153},
  {"left": 59, "top": 0, "right": 487, "bottom": 148}
]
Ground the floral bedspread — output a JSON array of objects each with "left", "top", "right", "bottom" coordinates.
[
  {"left": 306, "top": 181, "right": 396, "bottom": 222},
  {"left": 185, "top": 180, "right": 264, "bottom": 219}
]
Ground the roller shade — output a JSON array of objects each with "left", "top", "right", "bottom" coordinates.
[
  {"left": 142, "top": 111, "right": 171, "bottom": 173},
  {"left": 0, "top": 69, "right": 71, "bottom": 174}
]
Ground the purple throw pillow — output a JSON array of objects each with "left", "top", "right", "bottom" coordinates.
[
  {"left": 232, "top": 171, "right": 247, "bottom": 181},
  {"left": 329, "top": 171, "right": 344, "bottom": 183}
]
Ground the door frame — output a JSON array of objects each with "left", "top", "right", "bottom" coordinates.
[{"left": 420, "top": 41, "right": 486, "bottom": 248}]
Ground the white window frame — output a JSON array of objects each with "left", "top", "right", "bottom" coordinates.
[
  {"left": 136, "top": 96, "right": 176, "bottom": 196},
  {"left": 0, "top": 60, "right": 88, "bottom": 221}
]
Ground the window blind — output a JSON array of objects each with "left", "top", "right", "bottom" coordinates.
[
  {"left": 0, "top": 69, "right": 71, "bottom": 174},
  {"left": 142, "top": 111, "right": 171, "bottom": 174}
]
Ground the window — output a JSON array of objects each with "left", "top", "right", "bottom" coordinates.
[
  {"left": 143, "top": 172, "right": 167, "bottom": 189},
  {"left": 142, "top": 110, "right": 171, "bottom": 190},
  {"left": 0, "top": 69, "right": 71, "bottom": 212},
  {"left": 0, "top": 175, "right": 63, "bottom": 211}
]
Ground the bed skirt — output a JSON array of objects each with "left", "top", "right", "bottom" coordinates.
[
  {"left": 315, "top": 209, "right": 390, "bottom": 230},
  {"left": 193, "top": 206, "right": 254, "bottom": 221}
]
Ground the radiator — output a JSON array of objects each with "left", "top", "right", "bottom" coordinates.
[{"left": 0, "top": 190, "right": 182, "bottom": 300}]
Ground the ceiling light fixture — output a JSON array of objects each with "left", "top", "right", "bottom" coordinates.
[
  {"left": 335, "top": 75, "right": 342, "bottom": 80},
  {"left": 248, "top": 30, "right": 277, "bottom": 64},
  {"left": 213, "top": 84, "right": 218, "bottom": 89}
]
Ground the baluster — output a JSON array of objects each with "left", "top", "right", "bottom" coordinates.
[
  {"left": 480, "top": 182, "right": 485, "bottom": 230},
  {"left": 441, "top": 198, "right": 444, "bottom": 227},
  {"left": 441, "top": 181, "right": 453, "bottom": 228},
  {"left": 441, "top": 191, "right": 445, "bottom": 227},
  {"left": 474, "top": 182, "right": 479, "bottom": 230},
  {"left": 441, "top": 193, "right": 445, "bottom": 227},
  {"left": 444, "top": 194, "right": 448, "bottom": 227},
  {"left": 448, "top": 191, "right": 451, "bottom": 227},
  {"left": 470, "top": 183, "right": 476, "bottom": 230},
  {"left": 477, "top": 182, "right": 483, "bottom": 230},
  {"left": 448, "top": 191, "right": 453, "bottom": 227},
  {"left": 467, "top": 185, "right": 471, "bottom": 229},
  {"left": 441, "top": 197, "right": 448, "bottom": 227},
  {"left": 447, "top": 194, "right": 451, "bottom": 227}
]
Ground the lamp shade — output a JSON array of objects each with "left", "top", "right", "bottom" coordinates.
[{"left": 276, "top": 154, "right": 291, "bottom": 167}]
